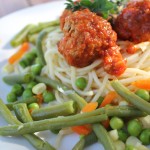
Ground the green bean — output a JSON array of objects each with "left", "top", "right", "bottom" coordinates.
[
  {"left": 92, "top": 124, "right": 116, "bottom": 150},
  {"left": 28, "top": 33, "right": 38, "bottom": 44},
  {"left": 111, "top": 80, "right": 150, "bottom": 114},
  {"left": 72, "top": 137, "right": 85, "bottom": 150},
  {"left": 104, "top": 105, "right": 146, "bottom": 117},
  {"left": 36, "top": 30, "right": 47, "bottom": 65},
  {"left": 10, "top": 24, "right": 35, "bottom": 47},
  {"left": 29, "top": 19, "right": 60, "bottom": 34},
  {"left": 3, "top": 73, "right": 34, "bottom": 85},
  {"left": 13, "top": 103, "right": 55, "bottom": 150},
  {"left": 0, "top": 114, "right": 108, "bottom": 136},
  {"left": 35, "top": 26, "right": 60, "bottom": 66},
  {"left": 6, "top": 96, "right": 37, "bottom": 110},
  {"left": 35, "top": 76, "right": 87, "bottom": 109},
  {"left": 0, "top": 99, "right": 55, "bottom": 150},
  {"left": 13, "top": 103, "right": 33, "bottom": 122},
  {"left": 31, "top": 101, "right": 76, "bottom": 120}
]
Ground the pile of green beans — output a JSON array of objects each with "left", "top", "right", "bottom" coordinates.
[
  {"left": 10, "top": 19, "right": 60, "bottom": 47},
  {"left": 0, "top": 99, "right": 55, "bottom": 150},
  {"left": 2, "top": 73, "right": 149, "bottom": 150}
]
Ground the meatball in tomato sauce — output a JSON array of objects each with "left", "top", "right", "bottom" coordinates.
[
  {"left": 58, "top": 9, "right": 126, "bottom": 76},
  {"left": 114, "top": 0, "right": 150, "bottom": 43}
]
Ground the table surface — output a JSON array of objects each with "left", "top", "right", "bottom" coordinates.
[{"left": 0, "top": 0, "right": 61, "bottom": 17}]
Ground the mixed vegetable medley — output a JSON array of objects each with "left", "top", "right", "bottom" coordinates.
[{"left": 0, "top": 0, "right": 150, "bottom": 150}]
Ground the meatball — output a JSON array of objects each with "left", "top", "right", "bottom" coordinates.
[
  {"left": 58, "top": 9, "right": 126, "bottom": 76},
  {"left": 60, "top": 9, "right": 72, "bottom": 30},
  {"left": 114, "top": 0, "right": 150, "bottom": 43}
]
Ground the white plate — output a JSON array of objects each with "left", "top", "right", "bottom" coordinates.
[{"left": 0, "top": 1, "right": 104, "bottom": 150}]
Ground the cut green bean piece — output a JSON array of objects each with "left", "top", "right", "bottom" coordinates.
[
  {"left": 13, "top": 103, "right": 55, "bottom": 150},
  {"left": 36, "top": 26, "right": 59, "bottom": 66},
  {"left": 28, "top": 33, "right": 38, "bottom": 44},
  {"left": 36, "top": 30, "right": 47, "bottom": 66},
  {"left": 29, "top": 19, "right": 60, "bottom": 34},
  {"left": 11, "top": 24, "right": 35, "bottom": 47},
  {"left": 35, "top": 76, "right": 87, "bottom": 109},
  {"left": 93, "top": 124, "right": 116, "bottom": 150},
  {"left": 6, "top": 97, "right": 37, "bottom": 110},
  {"left": 111, "top": 80, "right": 150, "bottom": 114},
  {"left": 31, "top": 101, "right": 76, "bottom": 120},
  {"left": 72, "top": 137, "right": 85, "bottom": 150},
  {"left": 0, "top": 114, "right": 108, "bottom": 136},
  {"left": 0, "top": 99, "right": 55, "bottom": 150},
  {"left": 13, "top": 103, "right": 33, "bottom": 122},
  {"left": 3, "top": 73, "right": 34, "bottom": 85}
]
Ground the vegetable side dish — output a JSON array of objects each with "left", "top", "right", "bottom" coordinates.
[{"left": 0, "top": 0, "right": 150, "bottom": 150}]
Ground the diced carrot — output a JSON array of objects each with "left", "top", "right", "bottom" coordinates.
[
  {"left": 47, "top": 86, "right": 52, "bottom": 91},
  {"left": 72, "top": 124, "right": 92, "bottom": 135},
  {"left": 132, "top": 78, "right": 150, "bottom": 90},
  {"left": 99, "top": 91, "right": 117, "bottom": 108},
  {"left": 35, "top": 94, "right": 43, "bottom": 105},
  {"left": 29, "top": 108, "right": 34, "bottom": 114},
  {"left": 73, "top": 102, "right": 98, "bottom": 135},
  {"left": 101, "top": 119, "right": 110, "bottom": 129},
  {"left": 82, "top": 102, "right": 98, "bottom": 113},
  {"left": 8, "top": 42, "right": 29, "bottom": 64}
]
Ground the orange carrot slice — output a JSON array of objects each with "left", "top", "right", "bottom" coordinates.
[
  {"left": 72, "top": 102, "right": 98, "bottom": 135},
  {"left": 8, "top": 42, "right": 29, "bottom": 64},
  {"left": 72, "top": 124, "right": 92, "bottom": 135},
  {"left": 132, "top": 79, "right": 150, "bottom": 90},
  {"left": 100, "top": 91, "right": 117, "bottom": 108},
  {"left": 82, "top": 102, "right": 98, "bottom": 113},
  {"left": 101, "top": 119, "right": 110, "bottom": 129},
  {"left": 35, "top": 94, "right": 43, "bottom": 105}
]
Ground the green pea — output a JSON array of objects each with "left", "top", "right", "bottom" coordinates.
[
  {"left": 28, "top": 102, "right": 39, "bottom": 110},
  {"left": 7, "top": 92, "right": 17, "bottom": 103},
  {"left": 139, "top": 129, "right": 150, "bottom": 145},
  {"left": 97, "top": 96, "right": 104, "bottom": 105},
  {"left": 25, "top": 51, "right": 37, "bottom": 62},
  {"left": 75, "top": 77, "right": 87, "bottom": 90},
  {"left": 19, "top": 59, "right": 30, "bottom": 68},
  {"left": 43, "top": 91, "right": 55, "bottom": 103},
  {"left": 135, "top": 89, "right": 150, "bottom": 101},
  {"left": 31, "top": 64, "right": 43, "bottom": 75},
  {"left": 110, "top": 117, "right": 124, "bottom": 130},
  {"left": 125, "top": 145, "right": 138, "bottom": 150},
  {"left": 127, "top": 119, "right": 142, "bottom": 137},
  {"left": 26, "top": 81, "right": 37, "bottom": 89},
  {"left": 11, "top": 84, "right": 24, "bottom": 96},
  {"left": 22, "top": 89, "right": 33, "bottom": 100},
  {"left": 118, "top": 129, "right": 128, "bottom": 142}
]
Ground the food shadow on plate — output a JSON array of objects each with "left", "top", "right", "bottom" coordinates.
[{"left": 0, "top": 136, "right": 35, "bottom": 150}]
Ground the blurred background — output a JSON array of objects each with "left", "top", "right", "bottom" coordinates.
[{"left": 0, "top": 0, "right": 61, "bottom": 17}]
